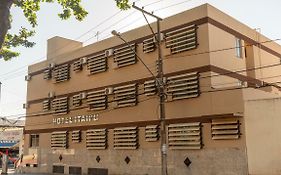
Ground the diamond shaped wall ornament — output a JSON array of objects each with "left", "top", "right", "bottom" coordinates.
[
  {"left": 96, "top": 155, "right": 101, "bottom": 163},
  {"left": 124, "top": 156, "right": 130, "bottom": 164},
  {"left": 184, "top": 157, "right": 191, "bottom": 167}
]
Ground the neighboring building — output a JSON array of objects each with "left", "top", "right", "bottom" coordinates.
[{"left": 22, "top": 4, "right": 281, "bottom": 175}]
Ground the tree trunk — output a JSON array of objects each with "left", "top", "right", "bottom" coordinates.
[{"left": 0, "top": 0, "right": 13, "bottom": 50}]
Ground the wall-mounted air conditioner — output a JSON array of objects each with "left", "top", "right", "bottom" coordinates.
[
  {"left": 80, "top": 57, "right": 88, "bottom": 65},
  {"left": 104, "top": 87, "right": 114, "bottom": 95},
  {"left": 80, "top": 92, "right": 87, "bottom": 99}
]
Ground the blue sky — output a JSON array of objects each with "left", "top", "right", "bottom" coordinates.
[{"left": 0, "top": 0, "right": 281, "bottom": 119}]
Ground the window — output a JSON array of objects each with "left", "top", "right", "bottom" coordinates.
[
  {"left": 30, "top": 134, "right": 39, "bottom": 147},
  {"left": 235, "top": 38, "right": 243, "bottom": 58}
]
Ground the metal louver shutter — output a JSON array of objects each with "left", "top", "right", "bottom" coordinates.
[
  {"left": 43, "top": 69, "right": 52, "bottom": 80},
  {"left": 73, "top": 60, "right": 83, "bottom": 72},
  {"left": 143, "top": 37, "right": 156, "bottom": 53},
  {"left": 86, "top": 89, "right": 107, "bottom": 111},
  {"left": 72, "top": 130, "right": 81, "bottom": 143},
  {"left": 86, "top": 129, "right": 107, "bottom": 150},
  {"left": 72, "top": 94, "right": 82, "bottom": 107},
  {"left": 166, "top": 72, "right": 199, "bottom": 101},
  {"left": 144, "top": 80, "right": 157, "bottom": 96},
  {"left": 52, "top": 97, "right": 68, "bottom": 115},
  {"left": 114, "top": 43, "right": 136, "bottom": 68},
  {"left": 145, "top": 125, "right": 159, "bottom": 142},
  {"left": 53, "top": 64, "right": 70, "bottom": 83},
  {"left": 42, "top": 99, "right": 51, "bottom": 112},
  {"left": 113, "top": 83, "right": 137, "bottom": 108},
  {"left": 211, "top": 119, "right": 240, "bottom": 140},
  {"left": 114, "top": 126, "right": 138, "bottom": 150},
  {"left": 165, "top": 24, "right": 197, "bottom": 54},
  {"left": 87, "top": 53, "right": 107, "bottom": 75},
  {"left": 51, "top": 131, "right": 68, "bottom": 149},
  {"left": 168, "top": 122, "right": 202, "bottom": 150}
]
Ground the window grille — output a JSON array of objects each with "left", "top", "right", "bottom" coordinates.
[
  {"left": 113, "top": 83, "right": 137, "bottom": 108},
  {"left": 51, "top": 131, "right": 68, "bottom": 149},
  {"left": 113, "top": 126, "right": 138, "bottom": 150},
  {"left": 86, "top": 129, "right": 107, "bottom": 150},
  {"left": 30, "top": 134, "right": 39, "bottom": 147},
  {"left": 72, "top": 94, "right": 82, "bottom": 107},
  {"left": 166, "top": 72, "right": 199, "bottom": 101},
  {"left": 143, "top": 37, "right": 156, "bottom": 53},
  {"left": 144, "top": 80, "right": 157, "bottom": 96},
  {"left": 211, "top": 119, "right": 240, "bottom": 140},
  {"left": 53, "top": 64, "right": 70, "bottom": 83},
  {"left": 235, "top": 38, "right": 243, "bottom": 58},
  {"left": 43, "top": 69, "right": 52, "bottom": 80},
  {"left": 87, "top": 89, "right": 107, "bottom": 111},
  {"left": 145, "top": 125, "right": 159, "bottom": 142},
  {"left": 72, "top": 130, "right": 81, "bottom": 143},
  {"left": 52, "top": 97, "right": 68, "bottom": 115},
  {"left": 168, "top": 122, "right": 202, "bottom": 149},
  {"left": 114, "top": 43, "right": 136, "bottom": 68},
  {"left": 42, "top": 99, "right": 51, "bottom": 112},
  {"left": 73, "top": 60, "right": 83, "bottom": 72},
  {"left": 87, "top": 53, "right": 107, "bottom": 75},
  {"left": 165, "top": 24, "right": 197, "bottom": 54}
]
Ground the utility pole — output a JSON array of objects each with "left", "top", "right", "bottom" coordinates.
[{"left": 132, "top": 4, "right": 167, "bottom": 175}]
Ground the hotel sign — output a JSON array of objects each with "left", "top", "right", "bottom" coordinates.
[{"left": 53, "top": 114, "right": 98, "bottom": 125}]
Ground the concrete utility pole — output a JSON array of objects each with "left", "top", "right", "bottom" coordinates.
[{"left": 131, "top": 4, "right": 167, "bottom": 175}]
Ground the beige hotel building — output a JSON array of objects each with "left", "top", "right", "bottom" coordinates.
[{"left": 21, "top": 4, "right": 281, "bottom": 175}]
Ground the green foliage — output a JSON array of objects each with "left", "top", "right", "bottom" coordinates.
[{"left": 115, "top": 0, "right": 131, "bottom": 10}]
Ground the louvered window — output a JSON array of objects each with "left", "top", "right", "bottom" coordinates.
[
  {"left": 51, "top": 131, "right": 68, "bottom": 149},
  {"left": 211, "top": 119, "right": 240, "bottom": 140},
  {"left": 52, "top": 97, "right": 68, "bottom": 115},
  {"left": 72, "top": 94, "right": 82, "bottom": 107},
  {"left": 87, "top": 53, "right": 107, "bottom": 75},
  {"left": 168, "top": 122, "right": 202, "bottom": 150},
  {"left": 73, "top": 60, "right": 83, "bottom": 72},
  {"left": 166, "top": 72, "right": 199, "bottom": 101},
  {"left": 114, "top": 43, "right": 136, "bottom": 68},
  {"left": 114, "top": 126, "right": 138, "bottom": 150},
  {"left": 43, "top": 69, "right": 52, "bottom": 80},
  {"left": 87, "top": 89, "right": 107, "bottom": 110},
  {"left": 144, "top": 80, "right": 157, "bottom": 96},
  {"left": 145, "top": 125, "right": 159, "bottom": 142},
  {"left": 43, "top": 99, "right": 51, "bottom": 112},
  {"left": 72, "top": 130, "right": 81, "bottom": 143},
  {"left": 53, "top": 64, "right": 70, "bottom": 83},
  {"left": 113, "top": 84, "right": 137, "bottom": 108},
  {"left": 86, "top": 129, "right": 107, "bottom": 150},
  {"left": 143, "top": 37, "right": 156, "bottom": 53},
  {"left": 165, "top": 24, "right": 197, "bottom": 54}
]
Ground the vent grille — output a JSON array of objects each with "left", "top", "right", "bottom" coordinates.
[
  {"left": 113, "top": 83, "right": 137, "bottom": 108},
  {"left": 42, "top": 99, "right": 51, "bottom": 112},
  {"left": 144, "top": 80, "right": 157, "bottom": 96},
  {"left": 72, "top": 130, "right": 81, "bottom": 143},
  {"left": 43, "top": 69, "right": 52, "bottom": 80},
  {"left": 143, "top": 37, "right": 156, "bottom": 53},
  {"left": 86, "top": 129, "right": 107, "bottom": 150},
  {"left": 73, "top": 60, "right": 83, "bottom": 72},
  {"left": 87, "top": 53, "right": 107, "bottom": 75},
  {"left": 51, "top": 131, "right": 68, "bottom": 149},
  {"left": 165, "top": 24, "right": 197, "bottom": 54},
  {"left": 72, "top": 94, "right": 82, "bottom": 107},
  {"left": 52, "top": 97, "right": 68, "bottom": 115},
  {"left": 168, "top": 122, "right": 202, "bottom": 150},
  {"left": 114, "top": 43, "right": 136, "bottom": 68},
  {"left": 166, "top": 72, "right": 199, "bottom": 101},
  {"left": 145, "top": 125, "right": 159, "bottom": 142},
  {"left": 53, "top": 64, "right": 70, "bottom": 83},
  {"left": 114, "top": 126, "right": 138, "bottom": 149},
  {"left": 87, "top": 89, "right": 107, "bottom": 111},
  {"left": 211, "top": 119, "right": 240, "bottom": 140}
]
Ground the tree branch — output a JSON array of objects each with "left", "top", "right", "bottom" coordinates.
[{"left": 0, "top": 0, "right": 14, "bottom": 50}]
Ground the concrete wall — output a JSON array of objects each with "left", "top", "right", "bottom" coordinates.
[{"left": 244, "top": 97, "right": 281, "bottom": 175}]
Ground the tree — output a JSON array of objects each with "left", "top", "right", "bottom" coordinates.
[{"left": 0, "top": 0, "right": 129, "bottom": 61}]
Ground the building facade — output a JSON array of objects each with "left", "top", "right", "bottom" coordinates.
[{"left": 22, "top": 4, "right": 281, "bottom": 175}]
